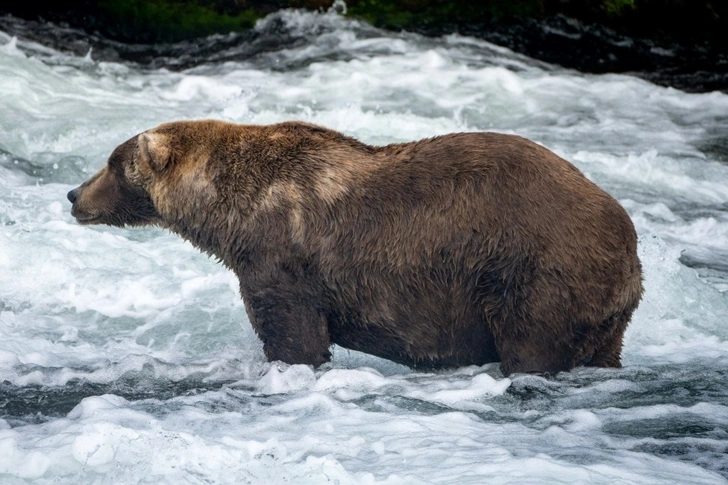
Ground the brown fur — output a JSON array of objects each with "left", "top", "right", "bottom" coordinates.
[{"left": 67, "top": 120, "right": 643, "bottom": 375}]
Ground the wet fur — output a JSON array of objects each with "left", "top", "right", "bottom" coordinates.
[{"left": 68, "top": 120, "right": 643, "bottom": 375}]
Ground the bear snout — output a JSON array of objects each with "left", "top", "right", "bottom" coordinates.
[
  {"left": 67, "top": 185, "right": 99, "bottom": 223},
  {"left": 67, "top": 188, "right": 80, "bottom": 204}
]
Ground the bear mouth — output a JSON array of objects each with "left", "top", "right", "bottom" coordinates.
[{"left": 74, "top": 213, "right": 102, "bottom": 224}]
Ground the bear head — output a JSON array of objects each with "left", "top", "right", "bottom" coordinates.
[
  {"left": 67, "top": 123, "right": 218, "bottom": 228},
  {"left": 67, "top": 134, "right": 173, "bottom": 227}
]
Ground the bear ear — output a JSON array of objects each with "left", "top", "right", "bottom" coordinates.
[{"left": 138, "top": 133, "right": 171, "bottom": 171}]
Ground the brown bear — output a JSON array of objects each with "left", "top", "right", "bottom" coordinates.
[{"left": 67, "top": 120, "right": 643, "bottom": 376}]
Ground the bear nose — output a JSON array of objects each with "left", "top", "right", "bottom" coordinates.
[{"left": 67, "top": 188, "right": 79, "bottom": 204}]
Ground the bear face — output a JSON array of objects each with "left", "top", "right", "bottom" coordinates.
[
  {"left": 69, "top": 122, "right": 228, "bottom": 237},
  {"left": 67, "top": 136, "right": 161, "bottom": 227}
]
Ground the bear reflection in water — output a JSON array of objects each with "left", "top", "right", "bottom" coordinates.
[{"left": 67, "top": 120, "right": 643, "bottom": 376}]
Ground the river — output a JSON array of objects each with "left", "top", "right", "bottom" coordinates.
[{"left": 1, "top": 7, "right": 728, "bottom": 484}]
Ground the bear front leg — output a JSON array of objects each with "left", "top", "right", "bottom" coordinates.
[{"left": 244, "top": 286, "right": 332, "bottom": 367}]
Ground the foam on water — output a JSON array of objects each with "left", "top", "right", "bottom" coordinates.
[{"left": 1, "top": 7, "right": 727, "bottom": 484}]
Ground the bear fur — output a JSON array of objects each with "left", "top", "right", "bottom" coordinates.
[{"left": 68, "top": 120, "right": 643, "bottom": 376}]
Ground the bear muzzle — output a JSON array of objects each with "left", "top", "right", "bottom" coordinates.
[{"left": 67, "top": 186, "right": 102, "bottom": 224}]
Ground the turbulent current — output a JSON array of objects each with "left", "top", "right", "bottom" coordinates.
[{"left": 1, "top": 7, "right": 728, "bottom": 484}]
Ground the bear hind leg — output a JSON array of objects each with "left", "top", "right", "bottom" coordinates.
[
  {"left": 585, "top": 311, "right": 632, "bottom": 369},
  {"left": 497, "top": 334, "right": 575, "bottom": 377}
]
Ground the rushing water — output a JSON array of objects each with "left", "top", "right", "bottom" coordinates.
[{"left": 1, "top": 7, "right": 728, "bottom": 484}]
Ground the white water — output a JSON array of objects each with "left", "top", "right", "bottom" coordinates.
[{"left": 1, "top": 8, "right": 728, "bottom": 484}]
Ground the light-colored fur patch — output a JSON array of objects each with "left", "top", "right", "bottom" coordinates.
[
  {"left": 149, "top": 153, "right": 217, "bottom": 221},
  {"left": 259, "top": 182, "right": 306, "bottom": 244},
  {"left": 313, "top": 147, "right": 375, "bottom": 203},
  {"left": 315, "top": 166, "right": 351, "bottom": 203}
]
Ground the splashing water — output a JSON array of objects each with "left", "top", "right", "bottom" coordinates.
[{"left": 1, "top": 8, "right": 728, "bottom": 484}]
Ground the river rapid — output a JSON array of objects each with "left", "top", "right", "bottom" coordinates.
[{"left": 1, "top": 7, "right": 728, "bottom": 484}]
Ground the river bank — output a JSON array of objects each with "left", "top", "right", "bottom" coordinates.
[{"left": 1, "top": 0, "right": 727, "bottom": 93}]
